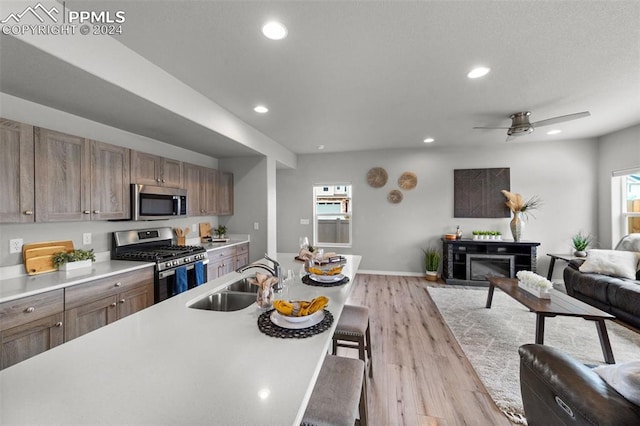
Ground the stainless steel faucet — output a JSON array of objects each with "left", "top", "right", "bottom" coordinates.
[{"left": 236, "top": 253, "right": 282, "bottom": 292}]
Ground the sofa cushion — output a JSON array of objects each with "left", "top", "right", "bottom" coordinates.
[
  {"left": 607, "top": 280, "right": 640, "bottom": 319},
  {"left": 593, "top": 361, "right": 640, "bottom": 406},
  {"left": 615, "top": 233, "right": 640, "bottom": 252},
  {"left": 579, "top": 249, "right": 640, "bottom": 280}
]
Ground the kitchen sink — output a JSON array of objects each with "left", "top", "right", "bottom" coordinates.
[
  {"left": 225, "top": 278, "right": 258, "bottom": 293},
  {"left": 188, "top": 291, "right": 256, "bottom": 311}
]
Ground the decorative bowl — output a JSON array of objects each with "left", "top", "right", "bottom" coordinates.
[{"left": 304, "top": 257, "right": 346, "bottom": 276}]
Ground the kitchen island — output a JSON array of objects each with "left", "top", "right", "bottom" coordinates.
[{"left": 0, "top": 253, "right": 361, "bottom": 425}]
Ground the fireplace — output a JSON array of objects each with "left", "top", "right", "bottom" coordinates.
[{"left": 466, "top": 254, "right": 515, "bottom": 281}]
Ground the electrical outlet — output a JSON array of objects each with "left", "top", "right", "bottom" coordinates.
[
  {"left": 9, "top": 238, "right": 23, "bottom": 254},
  {"left": 83, "top": 233, "right": 92, "bottom": 245},
  {"left": 300, "top": 219, "right": 310, "bottom": 225},
  {"left": 254, "top": 222, "right": 259, "bottom": 230},
  {"left": 191, "top": 224, "right": 197, "bottom": 233}
]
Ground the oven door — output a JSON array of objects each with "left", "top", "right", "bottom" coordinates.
[{"left": 156, "top": 261, "right": 208, "bottom": 303}]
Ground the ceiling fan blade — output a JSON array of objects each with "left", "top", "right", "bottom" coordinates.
[
  {"left": 531, "top": 111, "right": 591, "bottom": 128},
  {"left": 472, "top": 126, "right": 511, "bottom": 130}
]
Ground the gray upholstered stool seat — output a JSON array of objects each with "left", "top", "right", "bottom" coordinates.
[
  {"left": 332, "top": 304, "right": 373, "bottom": 377},
  {"left": 302, "top": 355, "right": 367, "bottom": 426}
]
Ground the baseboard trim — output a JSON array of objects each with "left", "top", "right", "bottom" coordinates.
[{"left": 357, "top": 269, "right": 425, "bottom": 277}]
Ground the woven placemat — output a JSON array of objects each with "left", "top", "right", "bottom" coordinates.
[
  {"left": 302, "top": 274, "right": 350, "bottom": 287},
  {"left": 257, "top": 309, "right": 334, "bottom": 338}
]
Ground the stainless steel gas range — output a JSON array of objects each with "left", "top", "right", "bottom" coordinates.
[{"left": 111, "top": 227, "right": 209, "bottom": 303}]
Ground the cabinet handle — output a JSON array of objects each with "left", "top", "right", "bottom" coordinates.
[
  {"left": 24, "top": 210, "right": 34, "bottom": 215},
  {"left": 119, "top": 299, "right": 125, "bottom": 304},
  {"left": 93, "top": 210, "right": 100, "bottom": 214},
  {"left": 161, "top": 179, "right": 165, "bottom": 183},
  {"left": 83, "top": 210, "right": 91, "bottom": 214},
  {"left": 156, "top": 178, "right": 161, "bottom": 182},
  {"left": 110, "top": 302, "right": 117, "bottom": 307},
  {"left": 25, "top": 306, "right": 35, "bottom": 313},
  {"left": 114, "top": 282, "right": 122, "bottom": 287},
  {"left": 55, "top": 322, "right": 63, "bottom": 327}
]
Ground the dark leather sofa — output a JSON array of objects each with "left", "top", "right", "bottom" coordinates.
[
  {"left": 519, "top": 344, "right": 640, "bottom": 425},
  {"left": 563, "top": 234, "right": 640, "bottom": 330}
]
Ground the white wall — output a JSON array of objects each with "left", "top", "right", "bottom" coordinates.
[
  {"left": 219, "top": 157, "right": 270, "bottom": 263},
  {"left": 277, "top": 138, "right": 599, "bottom": 279},
  {"left": 597, "top": 124, "right": 640, "bottom": 248}
]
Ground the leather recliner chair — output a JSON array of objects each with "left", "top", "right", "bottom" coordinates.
[{"left": 518, "top": 344, "right": 640, "bottom": 425}]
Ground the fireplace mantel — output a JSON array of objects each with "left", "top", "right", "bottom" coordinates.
[{"left": 441, "top": 238, "right": 540, "bottom": 286}]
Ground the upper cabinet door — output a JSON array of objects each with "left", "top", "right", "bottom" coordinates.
[
  {"left": 0, "top": 119, "right": 34, "bottom": 223},
  {"left": 216, "top": 171, "right": 234, "bottom": 216},
  {"left": 131, "top": 151, "right": 183, "bottom": 188},
  {"left": 183, "top": 163, "right": 203, "bottom": 216},
  {"left": 91, "top": 141, "right": 130, "bottom": 220},
  {"left": 35, "top": 128, "right": 90, "bottom": 222},
  {"left": 130, "top": 150, "right": 161, "bottom": 186}
]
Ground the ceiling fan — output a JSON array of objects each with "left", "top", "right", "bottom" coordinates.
[{"left": 473, "top": 110, "right": 591, "bottom": 141}]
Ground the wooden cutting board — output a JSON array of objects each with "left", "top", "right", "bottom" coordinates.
[
  {"left": 23, "top": 240, "right": 74, "bottom": 275},
  {"left": 199, "top": 223, "right": 212, "bottom": 238}
]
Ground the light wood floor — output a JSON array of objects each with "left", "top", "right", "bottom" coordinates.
[{"left": 340, "top": 274, "right": 512, "bottom": 426}]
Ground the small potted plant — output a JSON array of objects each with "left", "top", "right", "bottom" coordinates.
[
  {"left": 214, "top": 225, "right": 227, "bottom": 239},
  {"left": 572, "top": 232, "right": 592, "bottom": 257},
  {"left": 423, "top": 246, "right": 441, "bottom": 282},
  {"left": 53, "top": 249, "right": 96, "bottom": 272}
]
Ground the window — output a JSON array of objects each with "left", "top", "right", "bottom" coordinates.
[
  {"left": 313, "top": 184, "right": 352, "bottom": 247},
  {"left": 623, "top": 174, "right": 640, "bottom": 234}
]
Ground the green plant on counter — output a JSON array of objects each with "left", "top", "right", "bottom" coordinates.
[
  {"left": 572, "top": 232, "right": 592, "bottom": 251},
  {"left": 423, "top": 246, "right": 441, "bottom": 272},
  {"left": 214, "top": 225, "right": 227, "bottom": 237},
  {"left": 52, "top": 249, "right": 96, "bottom": 268}
]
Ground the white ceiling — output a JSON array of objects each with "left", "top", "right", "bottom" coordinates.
[{"left": 1, "top": 1, "right": 639, "bottom": 158}]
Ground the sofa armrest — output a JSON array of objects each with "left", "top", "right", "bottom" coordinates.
[{"left": 519, "top": 344, "right": 640, "bottom": 425}]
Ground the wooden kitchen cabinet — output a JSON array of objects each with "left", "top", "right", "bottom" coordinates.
[
  {"left": 235, "top": 243, "right": 249, "bottom": 269},
  {"left": 207, "top": 246, "right": 237, "bottom": 279},
  {"left": 64, "top": 268, "right": 153, "bottom": 341},
  {"left": 35, "top": 127, "right": 91, "bottom": 222},
  {"left": 0, "top": 289, "right": 64, "bottom": 370},
  {"left": 90, "top": 140, "right": 131, "bottom": 220},
  {"left": 184, "top": 163, "right": 217, "bottom": 216},
  {"left": 34, "top": 127, "right": 131, "bottom": 222},
  {"left": 0, "top": 119, "right": 35, "bottom": 223},
  {"left": 131, "top": 150, "right": 182, "bottom": 188},
  {"left": 215, "top": 171, "right": 234, "bottom": 215}
]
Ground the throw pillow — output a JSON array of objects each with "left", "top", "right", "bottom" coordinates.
[
  {"left": 578, "top": 249, "right": 640, "bottom": 280},
  {"left": 593, "top": 361, "right": 640, "bottom": 406}
]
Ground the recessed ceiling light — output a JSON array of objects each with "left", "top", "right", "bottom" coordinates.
[
  {"left": 467, "top": 67, "right": 491, "bottom": 79},
  {"left": 262, "top": 21, "right": 287, "bottom": 40},
  {"left": 254, "top": 105, "right": 269, "bottom": 114},
  {"left": 547, "top": 129, "right": 562, "bottom": 135},
  {"left": 423, "top": 138, "right": 435, "bottom": 143},
  {"left": 317, "top": 145, "right": 325, "bottom": 150}
]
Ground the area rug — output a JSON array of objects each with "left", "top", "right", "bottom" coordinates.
[{"left": 427, "top": 286, "right": 640, "bottom": 423}]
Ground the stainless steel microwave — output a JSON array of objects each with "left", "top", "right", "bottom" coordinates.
[{"left": 131, "top": 184, "right": 187, "bottom": 221}]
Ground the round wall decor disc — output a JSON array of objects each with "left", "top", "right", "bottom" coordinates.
[
  {"left": 387, "top": 189, "right": 403, "bottom": 204},
  {"left": 398, "top": 172, "right": 417, "bottom": 190},
  {"left": 366, "top": 167, "right": 388, "bottom": 188}
]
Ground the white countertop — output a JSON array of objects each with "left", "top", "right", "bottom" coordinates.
[
  {"left": 0, "top": 253, "right": 361, "bottom": 425},
  {"left": 0, "top": 238, "right": 250, "bottom": 304}
]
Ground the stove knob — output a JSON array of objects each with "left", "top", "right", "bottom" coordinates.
[
  {"left": 185, "top": 257, "right": 191, "bottom": 263},
  {"left": 166, "top": 262, "right": 171, "bottom": 268},
  {"left": 173, "top": 261, "right": 179, "bottom": 266}
]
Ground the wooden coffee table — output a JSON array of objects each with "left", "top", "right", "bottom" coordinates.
[{"left": 485, "top": 276, "right": 616, "bottom": 363}]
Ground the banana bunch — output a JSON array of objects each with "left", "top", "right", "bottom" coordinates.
[
  {"left": 273, "top": 296, "right": 329, "bottom": 317},
  {"left": 307, "top": 266, "right": 343, "bottom": 276}
]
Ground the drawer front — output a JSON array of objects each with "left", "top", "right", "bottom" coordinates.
[
  {"left": 209, "top": 246, "right": 236, "bottom": 261},
  {"left": 0, "top": 289, "right": 64, "bottom": 331},
  {"left": 236, "top": 243, "right": 249, "bottom": 255},
  {"left": 65, "top": 268, "right": 154, "bottom": 309}
]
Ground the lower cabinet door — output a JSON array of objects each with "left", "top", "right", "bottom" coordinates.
[
  {"left": 117, "top": 283, "right": 154, "bottom": 319},
  {"left": 0, "top": 313, "right": 64, "bottom": 370},
  {"left": 64, "top": 295, "right": 118, "bottom": 342}
]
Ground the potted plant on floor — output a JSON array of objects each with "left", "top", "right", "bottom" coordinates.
[
  {"left": 53, "top": 249, "right": 96, "bottom": 272},
  {"left": 423, "top": 246, "right": 441, "bottom": 282},
  {"left": 571, "top": 232, "right": 592, "bottom": 257}
]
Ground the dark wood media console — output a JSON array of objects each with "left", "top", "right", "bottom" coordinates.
[{"left": 441, "top": 238, "right": 540, "bottom": 286}]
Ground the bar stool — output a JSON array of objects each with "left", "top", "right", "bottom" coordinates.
[
  {"left": 302, "top": 355, "right": 368, "bottom": 426},
  {"left": 332, "top": 304, "right": 373, "bottom": 378}
]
